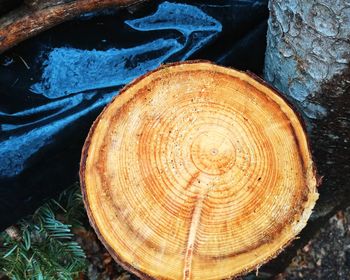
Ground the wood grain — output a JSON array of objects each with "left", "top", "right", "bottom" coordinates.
[{"left": 80, "top": 61, "right": 319, "bottom": 280}]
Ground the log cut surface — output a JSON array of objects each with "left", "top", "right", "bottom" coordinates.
[{"left": 80, "top": 61, "right": 319, "bottom": 280}]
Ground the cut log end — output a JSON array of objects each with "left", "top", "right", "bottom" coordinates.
[{"left": 80, "top": 61, "right": 319, "bottom": 280}]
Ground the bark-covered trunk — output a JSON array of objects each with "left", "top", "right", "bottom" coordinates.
[
  {"left": 262, "top": 2, "right": 350, "bottom": 276},
  {"left": 0, "top": 0, "right": 144, "bottom": 53},
  {"left": 264, "top": 0, "right": 350, "bottom": 220}
]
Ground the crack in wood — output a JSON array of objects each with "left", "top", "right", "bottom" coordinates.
[{"left": 183, "top": 175, "right": 209, "bottom": 280}]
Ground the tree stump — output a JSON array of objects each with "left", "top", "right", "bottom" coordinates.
[{"left": 80, "top": 61, "right": 319, "bottom": 279}]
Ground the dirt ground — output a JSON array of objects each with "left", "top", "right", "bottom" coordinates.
[{"left": 276, "top": 208, "right": 350, "bottom": 280}]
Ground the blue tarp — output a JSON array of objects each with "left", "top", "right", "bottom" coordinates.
[{"left": 0, "top": 0, "right": 268, "bottom": 229}]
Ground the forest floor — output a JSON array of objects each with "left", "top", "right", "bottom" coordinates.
[{"left": 276, "top": 207, "right": 350, "bottom": 280}]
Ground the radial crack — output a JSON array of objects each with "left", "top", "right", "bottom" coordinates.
[{"left": 183, "top": 184, "right": 209, "bottom": 280}]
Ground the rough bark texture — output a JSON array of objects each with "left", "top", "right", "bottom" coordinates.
[
  {"left": 0, "top": 0, "right": 145, "bottom": 53},
  {"left": 264, "top": 0, "right": 350, "bottom": 221}
]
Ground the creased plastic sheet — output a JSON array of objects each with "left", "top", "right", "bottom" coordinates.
[{"left": 0, "top": 0, "right": 268, "bottom": 229}]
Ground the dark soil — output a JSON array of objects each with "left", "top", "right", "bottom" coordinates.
[{"left": 276, "top": 208, "right": 350, "bottom": 280}]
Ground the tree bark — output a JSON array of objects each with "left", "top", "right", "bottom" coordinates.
[
  {"left": 80, "top": 61, "right": 318, "bottom": 279},
  {"left": 0, "top": 0, "right": 145, "bottom": 54},
  {"left": 264, "top": 0, "right": 350, "bottom": 220}
]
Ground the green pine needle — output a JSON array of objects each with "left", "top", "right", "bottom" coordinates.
[{"left": 0, "top": 184, "right": 87, "bottom": 280}]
